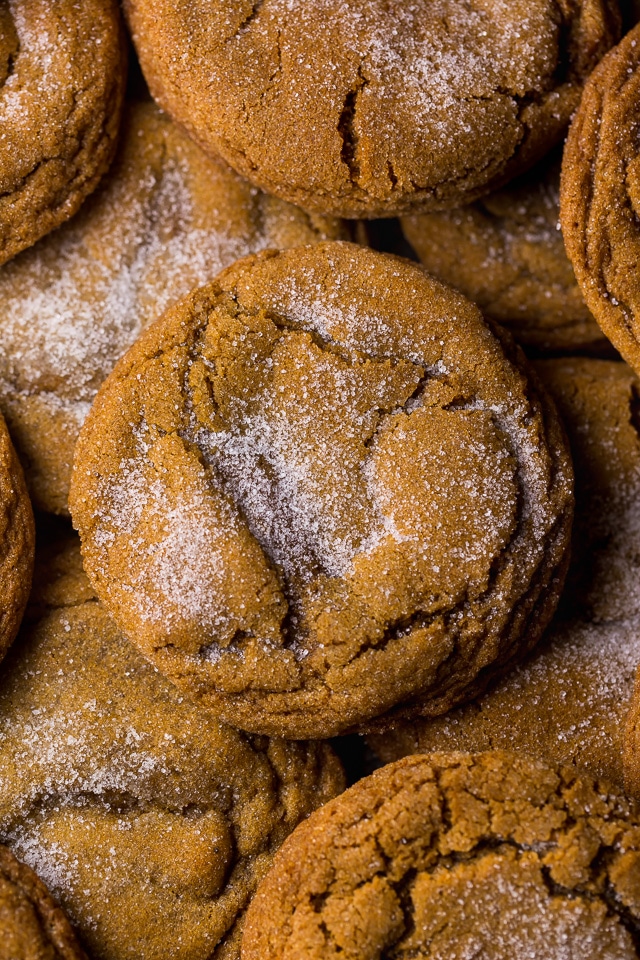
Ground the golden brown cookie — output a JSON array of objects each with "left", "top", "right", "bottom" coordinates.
[
  {"left": 0, "top": 844, "right": 87, "bottom": 960},
  {"left": 124, "top": 0, "right": 618, "bottom": 218},
  {"left": 0, "top": 530, "right": 345, "bottom": 960},
  {"left": 0, "top": 101, "right": 346, "bottom": 516},
  {"left": 0, "top": 410, "right": 34, "bottom": 664},
  {"left": 369, "top": 359, "right": 640, "bottom": 790},
  {"left": 561, "top": 23, "right": 640, "bottom": 373},
  {"left": 401, "top": 153, "right": 606, "bottom": 352},
  {"left": 0, "top": 0, "right": 126, "bottom": 265},
  {"left": 242, "top": 752, "right": 640, "bottom": 960},
  {"left": 69, "top": 242, "right": 573, "bottom": 739}
]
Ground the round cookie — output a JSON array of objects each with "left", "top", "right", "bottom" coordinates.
[
  {"left": 0, "top": 530, "right": 345, "bottom": 960},
  {"left": 369, "top": 359, "right": 640, "bottom": 790},
  {"left": 561, "top": 23, "right": 640, "bottom": 374},
  {"left": 0, "top": 410, "right": 34, "bottom": 664},
  {"left": 242, "top": 752, "right": 640, "bottom": 960},
  {"left": 69, "top": 242, "right": 573, "bottom": 739},
  {"left": 0, "top": 845, "right": 87, "bottom": 960},
  {"left": 401, "top": 153, "right": 607, "bottom": 352},
  {"left": 0, "top": 101, "right": 346, "bottom": 516},
  {"left": 0, "top": 0, "right": 126, "bottom": 265},
  {"left": 123, "top": 0, "right": 618, "bottom": 218}
]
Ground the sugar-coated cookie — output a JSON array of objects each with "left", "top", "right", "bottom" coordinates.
[
  {"left": 70, "top": 242, "right": 573, "bottom": 739},
  {"left": 124, "top": 0, "right": 618, "bottom": 217},
  {"left": 402, "top": 153, "right": 606, "bottom": 352},
  {"left": 562, "top": 23, "right": 640, "bottom": 373},
  {"left": 370, "top": 359, "right": 640, "bottom": 790},
  {"left": 0, "top": 530, "right": 344, "bottom": 960},
  {"left": 242, "top": 752, "right": 640, "bottom": 960},
  {"left": 0, "top": 102, "right": 346, "bottom": 515},
  {"left": 0, "top": 0, "right": 126, "bottom": 264}
]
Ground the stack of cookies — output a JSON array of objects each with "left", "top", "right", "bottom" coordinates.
[{"left": 3, "top": 1, "right": 640, "bottom": 957}]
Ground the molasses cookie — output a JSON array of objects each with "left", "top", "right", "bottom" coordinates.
[
  {"left": 0, "top": 845, "right": 87, "bottom": 960},
  {"left": 242, "top": 752, "right": 640, "bottom": 960},
  {"left": 0, "top": 531, "right": 344, "bottom": 960},
  {"left": 401, "top": 153, "right": 606, "bottom": 352},
  {"left": 0, "top": 410, "right": 34, "bottom": 664},
  {"left": 0, "top": 0, "right": 126, "bottom": 264},
  {"left": 70, "top": 242, "right": 573, "bottom": 739},
  {"left": 561, "top": 23, "right": 640, "bottom": 374},
  {"left": 0, "top": 101, "right": 345, "bottom": 516},
  {"left": 370, "top": 359, "right": 640, "bottom": 789},
  {"left": 124, "top": 0, "right": 618, "bottom": 218}
]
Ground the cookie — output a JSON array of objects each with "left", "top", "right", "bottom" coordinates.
[
  {"left": 0, "top": 101, "right": 346, "bottom": 516},
  {"left": 242, "top": 751, "right": 640, "bottom": 960},
  {"left": 0, "top": 529, "right": 344, "bottom": 960},
  {"left": 369, "top": 359, "right": 640, "bottom": 790},
  {"left": 561, "top": 23, "right": 640, "bottom": 374},
  {"left": 123, "top": 0, "right": 618, "bottom": 218},
  {"left": 401, "top": 152, "right": 607, "bottom": 352},
  {"left": 69, "top": 241, "right": 573, "bottom": 739},
  {"left": 0, "top": 410, "right": 34, "bottom": 664},
  {"left": 0, "top": 0, "right": 126, "bottom": 265},
  {"left": 0, "top": 844, "right": 87, "bottom": 960}
]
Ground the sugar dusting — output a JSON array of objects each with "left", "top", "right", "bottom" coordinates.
[
  {"left": 234, "top": 0, "right": 559, "bottom": 150},
  {"left": 0, "top": 159, "right": 249, "bottom": 405},
  {"left": 95, "top": 448, "right": 242, "bottom": 633},
  {"left": 415, "top": 856, "right": 636, "bottom": 959}
]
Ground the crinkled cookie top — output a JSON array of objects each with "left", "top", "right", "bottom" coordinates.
[
  {"left": 70, "top": 242, "right": 572, "bottom": 738},
  {"left": 124, "top": 0, "right": 619, "bottom": 217}
]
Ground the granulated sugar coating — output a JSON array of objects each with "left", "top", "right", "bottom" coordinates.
[
  {"left": 0, "top": 0, "right": 126, "bottom": 264},
  {"left": 241, "top": 752, "right": 640, "bottom": 960},
  {"left": 0, "top": 531, "right": 344, "bottom": 960},
  {"left": 0, "top": 102, "right": 345, "bottom": 516},
  {"left": 370, "top": 359, "right": 640, "bottom": 791},
  {"left": 401, "top": 151, "right": 606, "bottom": 352},
  {"left": 124, "top": 0, "right": 618, "bottom": 217},
  {"left": 70, "top": 243, "right": 573, "bottom": 739}
]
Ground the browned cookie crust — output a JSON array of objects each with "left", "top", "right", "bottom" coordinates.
[
  {"left": 0, "top": 410, "right": 34, "bottom": 664},
  {"left": 242, "top": 752, "right": 640, "bottom": 960},
  {"left": 401, "top": 153, "right": 606, "bottom": 352},
  {"left": 370, "top": 359, "right": 640, "bottom": 789},
  {"left": 0, "top": 101, "right": 345, "bottom": 517},
  {"left": 0, "top": 0, "right": 126, "bottom": 265},
  {"left": 561, "top": 23, "right": 640, "bottom": 373},
  {"left": 0, "top": 845, "right": 86, "bottom": 960},
  {"left": 124, "top": 0, "right": 618, "bottom": 218},
  {"left": 0, "top": 531, "right": 344, "bottom": 960},
  {"left": 70, "top": 242, "right": 573, "bottom": 739}
]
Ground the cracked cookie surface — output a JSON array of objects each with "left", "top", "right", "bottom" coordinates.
[
  {"left": 241, "top": 752, "right": 640, "bottom": 960},
  {"left": 124, "top": 0, "right": 617, "bottom": 218},
  {"left": 0, "top": 844, "right": 87, "bottom": 960},
  {"left": 561, "top": 23, "right": 640, "bottom": 375},
  {"left": 0, "top": 409, "right": 34, "bottom": 665},
  {"left": 370, "top": 359, "right": 640, "bottom": 791},
  {"left": 0, "top": 101, "right": 345, "bottom": 517},
  {"left": 0, "top": 0, "right": 126, "bottom": 264},
  {"left": 401, "top": 153, "right": 606, "bottom": 353},
  {"left": 0, "top": 529, "right": 344, "bottom": 960},
  {"left": 70, "top": 242, "right": 573, "bottom": 739}
]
